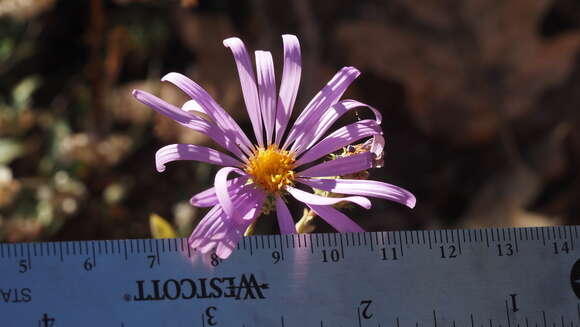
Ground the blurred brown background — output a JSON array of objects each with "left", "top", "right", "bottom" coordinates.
[{"left": 0, "top": 0, "right": 579, "bottom": 243}]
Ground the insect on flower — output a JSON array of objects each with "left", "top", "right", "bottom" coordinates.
[{"left": 133, "top": 35, "right": 416, "bottom": 259}]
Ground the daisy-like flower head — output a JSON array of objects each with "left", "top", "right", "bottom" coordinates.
[{"left": 132, "top": 35, "right": 416, "bottom": 259}]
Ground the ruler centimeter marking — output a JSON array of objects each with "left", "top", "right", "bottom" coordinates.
[
  {"left": 1, "top": 226, "right": 579, "bottom": 256},
  {"left": 1, "top": 225, "right": 579, "bottom": 327}
]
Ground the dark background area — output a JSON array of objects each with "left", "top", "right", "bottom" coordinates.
[{"left": 1, "top": 0, "right": 579, "bottom": 243}]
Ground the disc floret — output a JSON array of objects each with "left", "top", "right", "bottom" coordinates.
[{"left": 245, "top": 144, "right": 296, "bottom": 193}]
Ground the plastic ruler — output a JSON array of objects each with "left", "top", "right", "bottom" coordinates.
[{"left": 1, "top": 226, "right": 579, "bottom": 327}]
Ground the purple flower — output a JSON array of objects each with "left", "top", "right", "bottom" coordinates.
[{"left": 133, "top": 35, "right": 416, "bottom": 259}]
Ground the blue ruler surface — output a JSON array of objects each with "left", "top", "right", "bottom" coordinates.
[{"left": 1, "top": 226, "right": 579, "bottom": 326}]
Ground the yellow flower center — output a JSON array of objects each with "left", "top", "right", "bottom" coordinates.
[{"left": 245, "top": 144, "right": 296, "bottom": 193}]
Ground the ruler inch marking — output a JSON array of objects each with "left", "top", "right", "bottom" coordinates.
[
  {"left": 155, "top": 238, "right": 161, "bottom": 265},
  {"left": 369, "top": 232, "right": 374, "bottom": 251},
  {"left": 428, "top": 230, "right": 432, "bottom": 249},
  {"left": 381, "top": 232, "right": 385, "bottom": 246}
]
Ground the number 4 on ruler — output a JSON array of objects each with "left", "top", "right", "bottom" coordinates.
[{"left": 38, "top": 313, "right": 55, "bottom": 327}]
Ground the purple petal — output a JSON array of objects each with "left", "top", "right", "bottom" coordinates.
[
  {"left": 188, "top": 205, "right": 222, "bottom": 248},
  {"left": 296, "top": 152, "right": 372, "bottom": 177},
  {"left": 155, "top": 144, "right": 242, "bottom": 173},
  {"left": 214, "top": 167, "right": 246, "bottom": 217},
  {"left": 161, "top": 73, "right": 254, "bottom": 157},
  {"left": 189, "top": 188, "right": 266, "bottom": 259},
  {"left": 306, "top": 204, "right": 364, "bottom": 233},
  {"left": 223, "top": 37, "right": 264, "bottom": 148},
  {"left": 285, "top": 185, "right": 372, "bottom": 209},
  {"left": 283, "top": 67, "right": 360, "bottom": 150},
  {"left": 298, "top": 178, "right": 416, "bottom": 208},
  {"left": 189, "top": 177, "right": 248, "bottom": 207},
  {"left": 255, "top": 50, "right": 277, "bottom": 145},
  {"left": 275, "top": 196, "right": 296, "bottom": 234},
  {"left": 293, "top": 100, "right": 383, "bottom": 155},
  {"left": 214, "top": 191, "right": 265, "bottom": 258},
  {"left": 186, "top": 208, "right": 246, "bottom": 259},
  {"left": 369, "top": 135, "right": 385, "bottom": 159},
  {"left": 230, "top": 182, "right": 267, "bottom": 225},
  {"left": 275, "top": 35, "right": 301, "bottom": 144},
  {"left": 181, "top": 99, "right": 206, "bottom": 115},
  {"left": 132, "top": 89, "right": 247, "bottom": 160},
  {"left": 296, "top": 119, "right": 382, "bottom": 166}
]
